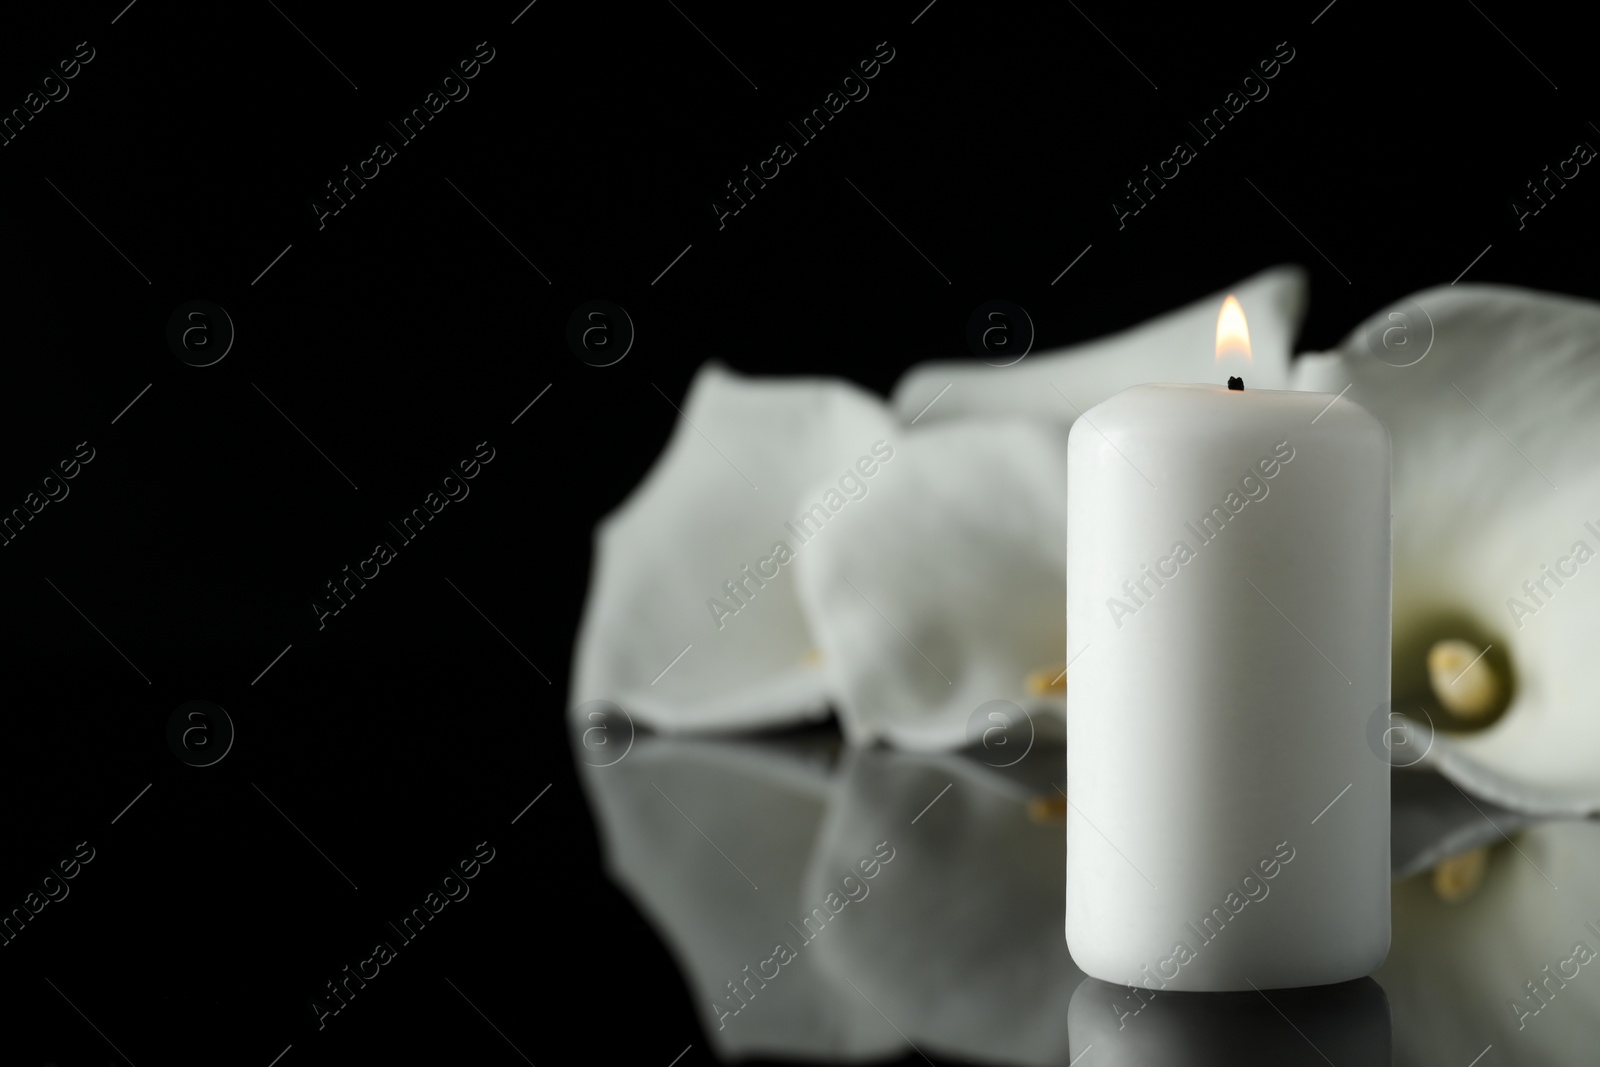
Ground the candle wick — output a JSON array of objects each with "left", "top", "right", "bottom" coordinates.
[{"left": 1227, "top": 376, "right": 1244, "bottom": 391}]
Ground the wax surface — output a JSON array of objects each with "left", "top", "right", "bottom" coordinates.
[{"left": 1066, "top": 382, "right": 1391, "bottom": 991}]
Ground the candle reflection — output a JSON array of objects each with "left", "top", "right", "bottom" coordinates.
[{"left": 1068, "top": 976, "right": 1390, "bottom": 1065}]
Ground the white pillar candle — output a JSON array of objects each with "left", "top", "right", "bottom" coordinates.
[{"left": 1065, "top": 380, "right": 1390, "bottom": 991}]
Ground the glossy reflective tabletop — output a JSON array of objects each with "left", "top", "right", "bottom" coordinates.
[{"left": 576, "top": 725, "right": 1597, "bottom": 1067}]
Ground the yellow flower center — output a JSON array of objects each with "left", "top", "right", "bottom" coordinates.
[{"left": 1427, "top": 639, "right": 1502, "bottom": 720}]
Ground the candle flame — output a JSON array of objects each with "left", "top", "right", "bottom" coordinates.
[{"left": 1216, "top": 294, "right": 1252, "bottom": 363}]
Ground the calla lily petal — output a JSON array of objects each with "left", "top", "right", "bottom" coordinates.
[
  {"left": 890, "top": 265, "right": 1306, "bottom": 426},
  {"left": 571, "top": 363, "right": 895, "bottom": 734},
  {"left": 792, "top": 419, "right": 1072, "bottom": 749},
  {"left": 1292, "top": 285, "right": 1600, "bottom": 815}
]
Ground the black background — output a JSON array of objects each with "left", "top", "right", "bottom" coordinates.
[{"left": 0, "top": 1, "right": 1592, "bottom": 1064}]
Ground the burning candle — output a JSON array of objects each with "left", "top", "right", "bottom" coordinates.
[{"left": 1065, "top": 297, "right": 1391, "bottom": 991}]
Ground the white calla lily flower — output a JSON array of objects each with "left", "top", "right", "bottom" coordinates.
[
  {"left": 570, "top": 363, "right": 894, "bottom": 734},
  {"left": 1291, "top": 285, "right": 1600, "bottom": 815}
]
